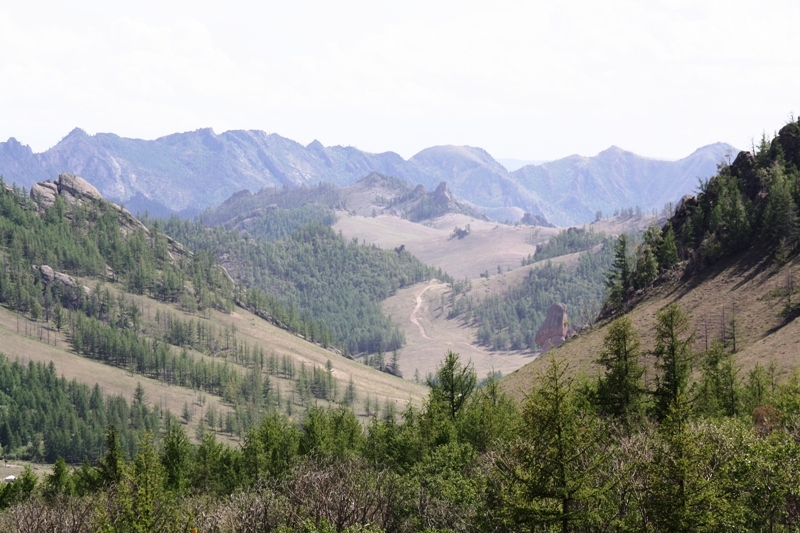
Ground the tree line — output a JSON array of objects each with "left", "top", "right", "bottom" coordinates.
[{"left": 3, "top": 301, "right": 800, "bottom": 531}]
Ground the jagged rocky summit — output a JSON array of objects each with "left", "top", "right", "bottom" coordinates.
[{"left": 0, "top": 128, "right": 733, "bottom": 225}]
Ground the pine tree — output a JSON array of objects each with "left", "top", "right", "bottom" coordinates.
[
  {"left": 428, "top": 350, "right": 477, "bottom": 420},
  {"left": 343, "top": 376, "right": 357, "bottom": 407},
  {"left": 181, "top": 402, "right": 192, "bottom": 424},
  {"left": 161, "top": 423, "right": 191, "bottom": 493},
  {"left": 53, "top": 302, "right": 64, "bottom": 332},
  {"left": 658, "top": 224, "right": 680, "bottom": 269},
  {"left": 594, "top": 317, "right": 644, "bottom": 424},
  {"left": 634, "top": 245, "right": 659, "bottom": 289},
  {"left": 98, "top": 425, "right": 125, "bottom": 486},
  {"left": 498, "top": 358, "right": 608, "bottom": 532},
  {"left": 605, "top": 234, "right": 631, "bottom": 309},
  {"left": 652, "top": 304, "right": 695, "bottom": 421}
]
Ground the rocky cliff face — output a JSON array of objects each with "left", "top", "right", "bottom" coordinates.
[{"left": 0, "top": 128, "right": 734, "bottom": 226}]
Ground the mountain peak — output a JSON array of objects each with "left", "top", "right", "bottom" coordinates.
[
  {"left": 64, "top": 127, "right": 89, "bottom": 141},
  {"left": 598, "top": 145, "right": 627, "bottom": 156}
]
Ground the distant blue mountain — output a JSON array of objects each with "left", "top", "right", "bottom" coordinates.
[{"left": 0, "top": 127, "right": 735, "bottom": 225}]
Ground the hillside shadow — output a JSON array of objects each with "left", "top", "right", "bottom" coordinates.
[
  {"left": 764, "top": 306, "right": 800, "bottom": 336},
  {"left": 662, "top": 245, "right": 778, "bottom": 305}
]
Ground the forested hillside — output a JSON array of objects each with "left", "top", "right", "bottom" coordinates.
[
  {"left": 449, "top": 238, "right": 615, "bottom": 351},
  {"left": 0, "top": 172, "right": 426, "bottom": 467},
  {"left": 604, "top": 118, "right": 800, "bottom": 315},
  {"left": 163, "top": 218, "right": 449, "bottom": 354},
  {"left": 0, "top": 355, "right": 160, "bottom": 464}
]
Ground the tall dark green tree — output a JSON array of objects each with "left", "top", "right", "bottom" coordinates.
[
  {"left": 593, "top": 316, "right": 645, "bottom": 424},
  {"left": 160, "top": 423, "right": 192, "bottom": 493},
  {"left": 496, "top": 358, "right": 608, "bottom": 532},
  {"left": 605, "top": 234, "right": 631, "bottom": 309},
  {"left": 658, "top": 224, "right": 680, "bottom": 269},
  {"left": 652, "top": 303, "right": 695, "bottom": 421}
]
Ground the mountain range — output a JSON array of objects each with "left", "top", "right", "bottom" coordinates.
[{"left": 0, "top": 127, "right": 734, "bottom": 225}]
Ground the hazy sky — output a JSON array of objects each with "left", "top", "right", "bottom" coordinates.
[{"left": 1, "top": 0, "right": 798, "bottom": 161}]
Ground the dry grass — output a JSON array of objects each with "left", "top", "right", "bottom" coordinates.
[
  {"left": 334, "top": 211, "right": 654, "bottom": 280},
  {"left": 334, "top": 211, "right": 558, "bottom": 279},
  {"left": 0, "top": 279, "right": 427, "bottom": 446},
  {"left": 382, "top": 280, "right": 534, "bottom": 382},
  {"left": 500, "top": 251, "right": 800, "bottom": 402}
]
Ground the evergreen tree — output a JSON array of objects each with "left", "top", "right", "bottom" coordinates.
[
  {"left": 497, "top": 358, "right": 608, "bottom": 532},
  {"left": 694, "top": 342, "right": 740, "bottom": 418},
  {"left": 634, "top": 244, "right": 659, "bottom": 289},
  {"left": 652, "top": 303, "right": 695, "bottom": 421},
  {"left": 593, "top": 316, "right": 645, "bottom": 424},
  {"left": 98, "top": 425, "right": 125, "bottom": 486},
  {"left": 428, "top": 351, "right": 477, "bottom": 420},
  {"left": 160, "top": 423, "right": 192, "bottom": 493},
  {"left": 657, "top": 224, "right": 680, "bottom": 269},
  {"left": 605, "top": 234, "right": 631, "bottom": 309},
  {"left": 343, "top": 376, "right": 357, "bottom": 407}
]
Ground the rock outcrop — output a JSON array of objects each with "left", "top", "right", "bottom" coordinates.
[
  {"left": 521, "top": 212, "right": 555, "bottom": 228},
  {"left": 30, "top": 173, "right": 103, "bottom": 209},
  {"left": 36, "top": 265, "right": 78, "bottom": 289},
  {"left": 34, "top": 265, "right": 88, "bottom": 303},
  {"left": 30, "top": 181, "right": 59, "bottom": 208},
  {"left": 57, "top": 172, "right": 103, "bottom": 203},
  {"left": 535, "top": 303, "right": 569, "bottom": 354},
  {"left": 28, "top": 173, "right": 191, "bottom": 263}
]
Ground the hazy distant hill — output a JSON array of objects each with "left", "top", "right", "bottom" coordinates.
[
  {"left": 203, "top": 172, "right": 486, "bottom": 231},
  {"left": 0, "top": 128, "right": 733, "bottom": 225},
  {"left": 512, "top": 143, "right": 736, "bottom": 224}
]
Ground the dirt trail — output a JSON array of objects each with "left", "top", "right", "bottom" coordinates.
[{"left": 410, "top": 282, "right": 446, "bottom": 339}]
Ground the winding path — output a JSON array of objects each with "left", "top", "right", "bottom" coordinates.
[{"left": 410, "top": 282, "right": 446, "bottom": 339}]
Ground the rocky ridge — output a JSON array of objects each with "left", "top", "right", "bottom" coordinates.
[{"left": 0, "top": 129, "right": 733, "bottom": 225}]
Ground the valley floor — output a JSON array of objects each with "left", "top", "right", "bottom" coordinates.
[{"left": 382, "top": 280, "right": 535, "bottom": 381}]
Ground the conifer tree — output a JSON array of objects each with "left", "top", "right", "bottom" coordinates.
[
  {"left": 428, "top": 350, "right": 476, "bottom": 420},
  {"left": 652, "top": 304, "right": 695, "bottom": 421},
  {"left": 658, "top": 224, "right": 680, "bottom": 269},
  {"left": 594, "top": 316, "right": 644, "bottom": 424},
  {"left": 605, "top": 234, "right": 631, "bottom": 309},
  {"left": 161, "top": 423, "right": 191, "bottom": 493},
  {"left": 498, "top": 358, "right": 607, "bottom": 532}
]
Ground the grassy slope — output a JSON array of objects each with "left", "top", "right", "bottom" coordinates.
[
  {"left": 370, "top": 213, "right": 655, "bottom": 380},
  {"left": 500, "top": 250, "right": 800, "bottom": 402},
  {"left": 0, "top": 281, "right": 427, "bottom": 441},
  {"left": 334, "top": 211, "right": 559, "bottom": 280}
]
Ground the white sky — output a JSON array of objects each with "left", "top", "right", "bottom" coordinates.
[{"left": 1, "top": 0, "right": 798, "bottom": 160}]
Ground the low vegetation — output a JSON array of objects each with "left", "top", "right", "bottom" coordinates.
[{"left": 2, "top": 302, "right": 800, "bottom": 531}]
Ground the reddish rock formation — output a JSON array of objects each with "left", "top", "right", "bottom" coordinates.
[{"left": 535, "top": 303, "right": 569, "bottom": 354}]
